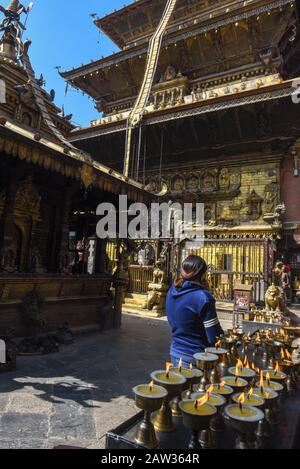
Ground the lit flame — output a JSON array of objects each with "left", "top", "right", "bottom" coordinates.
[
  {"left": 285, "top": 349, "right": 292, "bottom": 361},
  {"left": 218, "top": 380, "right": 226, "bottom": 390},
  {"left": 236, "top": 358, "right": 243, "bottom": 375},
  {"left": 207, "top": 384, "right": 214, "bottom": 399},
  {"left": 266, "top": 372, "right": 271, "bottom": 385},
  {"left": 243, "top": 356, "right": 250, "bottom": 368},
  {"left": 238, "top": 393, "right": 245, "bottom": 412},
  {"left": 149, "top": 381, "right": 154, "bottom": 392},
  {"left": 194, "top": 393, "right": 209, "bottom": 409},
  {"left": 166, "top": 362, "right": 173, "bottom": 378},
  {"left": 275, "top": 362, "right": 279, "bottom": 375},
  {"left": 215, "top": 340, "right": 221, "bottom": 349},
  {"left": 260, "top": 371, "right": 264, "bottom": 392},
  {"left": 247, "top": 388, "right": 253, "bottom": 400},
  {"left": 281, "top": 348, "right": 285, "bottom": 360},
  {"left": 190, "top": 363, "right": 193, "bottom": 371},
  {"left": 178, "top": 358, "right": 183, "bottom": 373}
]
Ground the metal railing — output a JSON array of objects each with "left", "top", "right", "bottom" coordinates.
[
  {"left": 128, "top": 265, "right": 154, "bottom": 294},
  {"left": 127, "top": 265, "right": 266, "bottom": 303},
  {"left": 208, "top": 271, "right": 266, "bottom": 303}
]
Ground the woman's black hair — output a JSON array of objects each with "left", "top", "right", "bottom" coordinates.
[{"left": 175, "top": 255, "right": 208, "bottom": 288}]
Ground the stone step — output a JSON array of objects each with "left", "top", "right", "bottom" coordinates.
[
  {"left": 123, "top": 306, "right": 165, "bottom": 318},
  {"left": 126, "top": 293, "right": 147, "bottom": 300},
  {"left": 125, "top": 296, "right": 147, "bottom": 304}
]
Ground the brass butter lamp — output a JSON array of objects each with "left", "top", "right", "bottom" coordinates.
[
  {"left": 225, "top": 398, "right": 264, "bottom": 450},
  {"left": 194, "top": 352, "right": 219, "bottom": 391},
  {"left": 133, "top": 382, "right": 168, "bottom": 448},
  {"left": 170, "top": 360, "right": 195, "bottom": 417},
  {"left": 151, "top": 365, "right": 186, "bottom": 433},
  {"left": 179, "top": 395, "right": 217, "bottom": 450}
]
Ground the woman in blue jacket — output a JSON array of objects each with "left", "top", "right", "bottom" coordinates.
[{"left": 166, "top": 255, "right": 223, "bottom": 369}]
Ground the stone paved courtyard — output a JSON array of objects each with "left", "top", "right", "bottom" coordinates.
[{"left": 0, "top": 315, "right": 172, "bottom": 449}]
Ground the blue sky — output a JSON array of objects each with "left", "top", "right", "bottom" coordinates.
[{"left": 23, "top": 0, "right": 131, "bottom": 127}]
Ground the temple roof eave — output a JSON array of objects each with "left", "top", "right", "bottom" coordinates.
[
  {"left": 67, "top": 79, "right": 296, "bottom": 143},
  {"left": 0, "top": 119, "right": 153, "bottom": 202},
  {"left": 62, "top": 0, "right": 294, "bottom": 83}
]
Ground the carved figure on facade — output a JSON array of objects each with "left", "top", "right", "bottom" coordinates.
[
  {"left": 186, "top": 175, "right": 199, "bottom": 190},
  {"left": 201, "top": 170, "right": 217, "bottom": 192},
  {"left": 230, "top": 172, "right": 241, "bottom": 190},
  {"left": 172, "top": 175, "right": 185, "bottom": 192},
  {"left": 14, "top": 176, "right": 41, "bottom": 220},
  {"left": 0, "top": 247, "right": 17, "bottom": 273},
  {"left": 262, "top": 182, "right": 279, "bottom": 214},
  {"left": 163, "top": 65, "right": 177, "bottom": 82},
  {"left": 219, "top": 168, "right": 230, "bottom": 191},
  {"left": 145, "top": 179, "right": 156, "bottom": 193}
]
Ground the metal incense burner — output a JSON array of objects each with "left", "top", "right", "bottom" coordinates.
[
  {"left": 151, "top": 370, "right": 186, "bottom": 433},
  {"left": 194, "top": 352, "right": 219, "bottom": 391},
  {"left": 133, "top": 384, "right": 168, "bottom": 448}
]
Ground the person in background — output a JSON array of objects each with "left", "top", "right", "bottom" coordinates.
[{"left": 166, "top": 255, "right": 223, "bottom": 369}]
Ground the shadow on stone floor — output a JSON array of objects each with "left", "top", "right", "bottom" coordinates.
[{"left": 0, "top": 314, "right": 171, "bottom": 409}]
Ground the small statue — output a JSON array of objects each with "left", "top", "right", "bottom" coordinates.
[
  {"left": 21, "top": 288, "right": 45, "bottom": 335},
  {"left": 164, "top": 65, "right": 177, "bottom": 82},
  {"left": 31, "top": 247, "right": 44, "bottom": 274},
  {"left": 293, "top": 276, "right": 300, "bottom": 290},
  {"left": 265, "top": 283, "right": 287, "bottom": 316},
  {"left": 143, "top": 260, "right": 168, "bottom": 315},
  {"left": 55, "top": 322, "right": 74, "bottom": 345},
  {"left": 59, "top": 251, "right": 73, "bottom": 275},
  {"left": 153, "top": 260, "right": 168, "bottom": 285},
  {"left": 0, "top": 248, "right": 17, "bottom": 273}
]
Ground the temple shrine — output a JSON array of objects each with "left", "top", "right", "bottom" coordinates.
[{"left": 60, "top": 0, "right": 300, "bottom": 310}]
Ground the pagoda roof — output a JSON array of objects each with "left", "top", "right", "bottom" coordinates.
[
  {"left": 94, "top": 0, "right": 290, "bottom": 49},
  {"left": 61, "top": 0, "right": 294, "bottom": 104}
]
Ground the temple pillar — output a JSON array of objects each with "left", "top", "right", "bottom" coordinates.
[
  {"left": 57, "top": 187, "right": 74, "bottom": 274},
  {"left": 0, "top": 167, "right": 21, "bottom": 273},
  {"left": 112, "top": 241, "right": 130, "bottom": 329}
]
